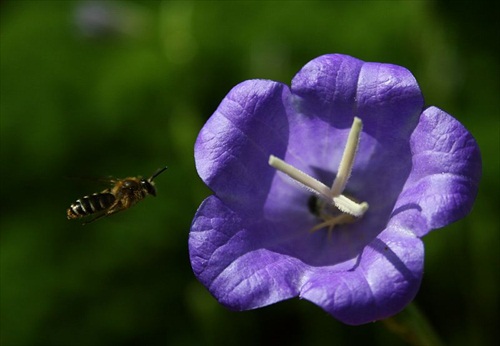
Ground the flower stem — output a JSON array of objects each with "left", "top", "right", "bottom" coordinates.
[{"left": 382, "top": 302, "right": 444, "bottom": 346}]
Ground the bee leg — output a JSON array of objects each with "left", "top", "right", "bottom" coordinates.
[
  {"left": 80, "top": 194, "right": 128, "bottom": 226},
  {"left": 81, "top": 200, "right": 120, "bottom": 225},
  {"left": 81, "top": 212, "right": 107, "bottom": 225}
]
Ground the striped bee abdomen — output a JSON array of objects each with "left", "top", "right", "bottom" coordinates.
[{"left": 67, "top": 193, "right": 116, "bottom": 219}]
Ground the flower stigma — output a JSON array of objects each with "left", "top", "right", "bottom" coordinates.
[{"left": 268, "top": 117, "right": 369, "bottom": 232}]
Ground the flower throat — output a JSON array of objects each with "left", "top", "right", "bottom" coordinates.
[{"left": 269, "top": 117, "right": 368, "bottom": 232}]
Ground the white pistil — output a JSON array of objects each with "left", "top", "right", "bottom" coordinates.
[
  {"left": 268, "top": 117, "right": 368, "bottom": 218},
  {"left": 268, "top": 156, "right": 331, "bottom": 198},
  {"left": 330, "top": 117, "right": 362, "bottom": 196},
  {"left": 333, "top": 195, "right": 368, "bottom": 217}
]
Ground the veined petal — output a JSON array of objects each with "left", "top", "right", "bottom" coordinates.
[
  {"left": 392, "top": 106, "right": 481, "bottom": 236},
  {"left": 190, "top": 195, "right": 423, "bottom": 324},
  {"left": 300, "top": 227, "right": 423, "bottom": 325},
  {"left": 285, "top": 55, "right": 425, "bottom": 220},
  {"left": 356, "top": 61, "right": 424, "bottom": 142},
  {"left": 190, "top": 196, "right": 305, "bottom": 309},
  {"left": 194, "top": 80, "right": 290, "bottom": 215}
]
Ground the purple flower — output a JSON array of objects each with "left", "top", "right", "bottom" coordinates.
[{"left": 189, "top": 54, "right": 481, "bottom": 325}]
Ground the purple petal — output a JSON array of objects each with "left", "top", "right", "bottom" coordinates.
[
  {"left": 287, "top": 54, "right": 425, "bottom": 223},
  {"left": 281, "top": 54, "right": 426, "bottom": 256},
  {"left": 191, "top": 196, "right": 424, "bottom": 325},
  {"left": 290, "top": 54, "right": 364, "bottom": 125},
  {"left": 194, "top": 80, "right": 290, "bottom": 215},
  {"left": 291, "top": 53, "right": 424, "bottom": 142},
  {"left": 392, "top": 106, "right": 482, "bottom": 236},
  {"left": 300, "top": 227, "right": 424, "bottom": 325},
  {"left": 190, "top": 195, "right": 304, "bottom": 309}
]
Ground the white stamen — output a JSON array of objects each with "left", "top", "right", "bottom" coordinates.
[
  {"left": 268, "top": 155, "right": 332, "bottom": 199},
  {"left": 330, "top": 117, "right": 362, "bottom": 196},
  {"left": 332, "top": 195, "right": 368, "bottom": 217},
  {"left": 268, "top": 117, "right": 368, "bottom": 219}
]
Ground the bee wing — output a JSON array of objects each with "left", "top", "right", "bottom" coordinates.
[{"left": 65, "top": 175, "right": 118, "bottom": 187}]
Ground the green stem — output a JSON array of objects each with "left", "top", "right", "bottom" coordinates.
[{"left": 382, "top": 302, "right": 444, "bottom": 346}]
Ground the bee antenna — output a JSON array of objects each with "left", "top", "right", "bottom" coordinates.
[{"left": 149, "top": 166, "right": 168, "bottom": 182}]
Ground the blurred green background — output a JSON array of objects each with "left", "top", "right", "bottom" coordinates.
[{"left": 1, "top": 1, "right": 498, "bottom": 345}]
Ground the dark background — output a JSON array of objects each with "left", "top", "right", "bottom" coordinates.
[{"left": 1, "top": 1, "right": 498, "bottom": 345}]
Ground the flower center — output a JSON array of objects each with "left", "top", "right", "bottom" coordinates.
[{"left": 269, "top": 117, "right": 369, "bottom": 232}]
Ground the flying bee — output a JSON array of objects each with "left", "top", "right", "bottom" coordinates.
[{"left": 67, "top": 166, "right": 168, "bottom": 225}]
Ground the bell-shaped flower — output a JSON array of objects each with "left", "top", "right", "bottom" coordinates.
[{"left": 189, "top": 54, "right": 481, "bottom": 325}]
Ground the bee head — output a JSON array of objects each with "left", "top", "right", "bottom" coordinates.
[
  {"left": 141, "top": 179, "right": 157, "bottom": 196},
  {"left": 143, "top": 166, "right": 168, "bottom": 197}
]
